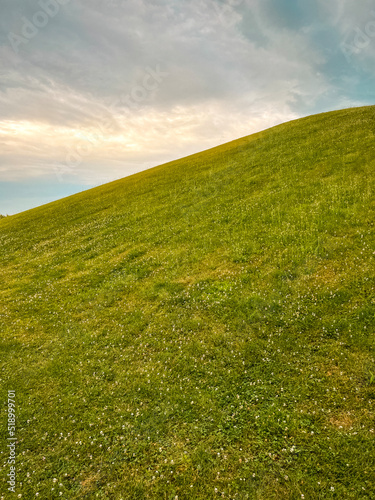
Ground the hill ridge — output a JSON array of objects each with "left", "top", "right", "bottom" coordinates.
[{"left": 0, "top": 105, "right": 374, "bottom": 499}]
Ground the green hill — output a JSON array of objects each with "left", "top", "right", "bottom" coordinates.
[{"left": 1, "top": 106, "right": 374, "bottom": 499}]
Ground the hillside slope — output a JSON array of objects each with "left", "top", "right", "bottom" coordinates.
[{"left": 1, "top": 106, "right": 374, "bottom": 499}]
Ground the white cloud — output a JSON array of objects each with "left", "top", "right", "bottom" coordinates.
[{"left": 0, "top": 0, "right": 373, "bottom": 200}]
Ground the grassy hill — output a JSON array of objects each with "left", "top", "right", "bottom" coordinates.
[{"left": 1, "top": 106, "right": 374, "bottom": 499}]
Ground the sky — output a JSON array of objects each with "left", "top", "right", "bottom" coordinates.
[{"left": 0, "top": 0, "right": 375, "bottom": 215}]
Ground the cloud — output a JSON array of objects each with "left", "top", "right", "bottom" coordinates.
[{"left": 0, "top": 0, "right": 374, "bottom": 213}]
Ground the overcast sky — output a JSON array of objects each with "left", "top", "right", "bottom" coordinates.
[{"left": 1, "top": 0, "right": 374, "bottom": 214}]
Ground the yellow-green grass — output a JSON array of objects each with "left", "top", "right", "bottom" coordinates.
[{"left": 1, "top": 106, "right": 374, "bottom": 499}]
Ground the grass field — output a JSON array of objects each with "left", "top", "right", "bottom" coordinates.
[{"left": 1, "top": 106, "right": 374, "bottom": 499}]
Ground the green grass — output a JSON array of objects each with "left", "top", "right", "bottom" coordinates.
[{"left": 0, "top": 106, "right": 374, "bottom": 499}]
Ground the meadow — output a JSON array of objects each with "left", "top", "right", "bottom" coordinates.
[{"left": 0, "top": 106, "right": 374, "bottom": 499}]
